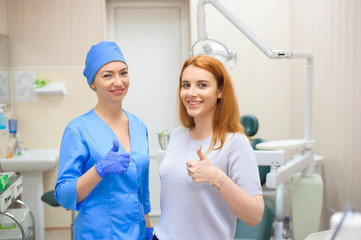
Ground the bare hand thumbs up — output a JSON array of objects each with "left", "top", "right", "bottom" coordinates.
[{"left": 197, "top": 146, "right": 206, "bottom": 161}]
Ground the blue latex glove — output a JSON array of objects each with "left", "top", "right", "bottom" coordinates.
[
  {"left": 146, "top": 227, "right": 154, "bottom": 240},
  {"left": 94, "top": 141, "right": 130, "bottom": 178}
]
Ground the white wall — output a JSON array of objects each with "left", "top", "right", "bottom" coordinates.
[
  {"left": 290, "top": 0, "right": 361, "bottom": 229},
  {"left": 0, "top": 0, "right": 7, "bottom": 34}
]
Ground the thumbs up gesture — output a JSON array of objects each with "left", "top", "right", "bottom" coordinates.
[
  {"left": 186, "top": 146, "right": 217, "bottom": 183},
  {"left": 95, "top": 140, "right": 131, "bottom": 178}
]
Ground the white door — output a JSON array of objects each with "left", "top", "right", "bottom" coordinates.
[
  {"left": 108, "top": 1, "right": 189, "bottom": 154},
  {"left": 107, "top": 0, "right": 189, "bottom": 216}
]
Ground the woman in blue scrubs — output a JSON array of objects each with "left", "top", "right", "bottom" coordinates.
[{"left": 55, "top": 41, "right": 153, "bottom": 240}]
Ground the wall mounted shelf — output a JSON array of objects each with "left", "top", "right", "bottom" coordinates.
[{"left": 34, "top": 82, "right": 67, "bottom": 95}]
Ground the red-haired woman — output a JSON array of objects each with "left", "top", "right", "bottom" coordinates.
[{"left": 154, "top": 55, "right": 264, "bottom": 240}]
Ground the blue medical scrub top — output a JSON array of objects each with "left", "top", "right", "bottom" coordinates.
[{"left": 55, "top": 109, "right": 151, "bottom": 240}]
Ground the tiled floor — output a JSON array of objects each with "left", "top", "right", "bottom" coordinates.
[{"left": 44, "top": 217, "right": 160, "bottom": 240}]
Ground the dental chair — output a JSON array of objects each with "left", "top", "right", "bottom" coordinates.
[
  {"left": 234, "top": 115, "right": 275, "bottom": 240},
  {"left": 41, "top": 190, "right": 75, "bottom": 239}
]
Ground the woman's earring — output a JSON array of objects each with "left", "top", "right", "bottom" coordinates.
[{"left": 217, "top": 98, "right": 221, "bottom": 103}]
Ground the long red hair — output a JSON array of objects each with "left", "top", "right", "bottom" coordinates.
[{"left": 178, "top": 55, "right": 244, "bottom": 151}]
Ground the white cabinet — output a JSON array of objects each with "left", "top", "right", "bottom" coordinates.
[
  {"left": 0, "top": 172, "right": 34, "bottom": 240},
  {"left": 0, "top": 172, "right": 21, "bottom": 212}
]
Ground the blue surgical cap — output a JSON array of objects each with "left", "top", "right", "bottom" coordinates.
[{"left": 83, "top": 41, "right": 127, "bottom": 87}]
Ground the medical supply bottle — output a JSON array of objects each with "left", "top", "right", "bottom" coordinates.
[
  {"left": 5, "top": 118, "right": 18, "bottom": 158},
  {"left": 0, "top": 104, "right": 6, "bottom": 130}
]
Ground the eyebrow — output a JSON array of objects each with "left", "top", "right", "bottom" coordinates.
[
  {"left": 181, "top": 79, "right": 209, "bottom": 83},
  {"left": 100, "top": 67, "right": 128, "bottom": 74}
]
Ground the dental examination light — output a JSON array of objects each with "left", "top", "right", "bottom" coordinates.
[
  {"left": 193, "top": 0, "right": 315, "bottom": 189},
  {"left": 190, "top": 38, "right": 237, "bottom": 68}
]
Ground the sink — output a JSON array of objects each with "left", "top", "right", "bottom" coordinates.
[
  {"left": 0, "top": 148, "right": 59, "bottom": 172},
  {"left": 0, "top": 148, "right": 59, "bottom": 240}
]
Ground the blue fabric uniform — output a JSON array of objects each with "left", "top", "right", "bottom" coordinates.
[{"left": 55, "top": 109, "right": 151, "bottom": 240}]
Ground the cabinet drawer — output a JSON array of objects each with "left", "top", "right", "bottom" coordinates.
[
  {"left": 13, "top": 176, "right": 23, "bottom": 199},
  {"left": 0, "top": 188, "right": 13, "bottom": 212}
]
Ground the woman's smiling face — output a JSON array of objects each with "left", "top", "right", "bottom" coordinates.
[
  {"left": 91, "top": 61, "right": 129, "bottom": 104},
  {"left": 180, "top": 65, "right": 222, "bottom": 121}
]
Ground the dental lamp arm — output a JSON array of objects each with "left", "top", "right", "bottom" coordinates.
[
  {"left": 196, "top": 0, "right": 208, "bottom": 40},
  {"left": 197, "top": 0, "right": 314, "bottom": 142},
  {"left": 197, "top": 0, "right": 313, "bottom": 59},
  {"left": 197, "top": 0, "right": 274, "bottom": 57}
]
